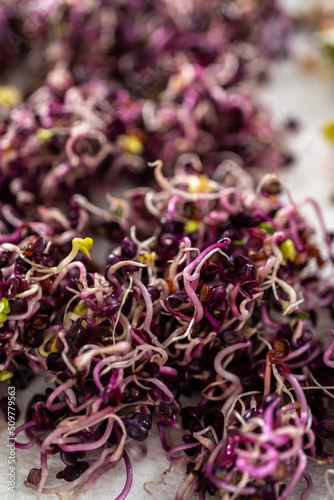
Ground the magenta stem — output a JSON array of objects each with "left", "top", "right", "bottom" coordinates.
[{"left": 114, "top": 451, "right": 133, "bottom": 500}]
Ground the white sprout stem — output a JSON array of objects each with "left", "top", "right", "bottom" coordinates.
[
  {"left": 74, "top": 341, "right": 131, "bottom": 370},
  {"left": 111, "top": 277, "right": 133, "bottom": 343},
  {"left": 7, "top": 286, "right": 43, "bottom": 321},
  {"left": 14, "top": 283, "right": 40, "bottom": 298},
  {"left": 106, "top": 259, "right": 148, "bottom": 278},
  {"left": 73, "top": 194, "right": 118, "bottom": 222},
  {"left": 325, "top": 469, "right": 334, "bottom": 500},
  {"left": 150, "top": 159, "right": 235, "bottom": 200}
]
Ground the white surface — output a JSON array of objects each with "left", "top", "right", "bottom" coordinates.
[
  {"left": 2, "top": 31, "right": 334, "bottom": 500},
  {"left": 262, "top": 37, "right": 334, "bottom": 233}
]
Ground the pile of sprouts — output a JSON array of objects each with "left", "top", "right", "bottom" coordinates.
[
  {"left": 2, "top": 1, "right": 334, "bottom": 500},
  {"left": 1, "top": 159, "right": 334, "bottom": 500}
]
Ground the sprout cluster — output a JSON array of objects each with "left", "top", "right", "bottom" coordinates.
[
  {"left": 2, "top": 2, "right": 334, "bottom": 500},
  {"left": 2, "top": 159, "right": 334, "bottom": 500},
  {"left": 1, "top": 0, "right": 290, "bottom": 85},
  {"left": 0, "top": 0, "right": 294, "bottom": 210}
]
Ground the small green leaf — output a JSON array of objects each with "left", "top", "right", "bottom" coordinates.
[
  {"left": 295, "top": 311, "right": 310, "bottom": 319},
  {"left": 0, "top": 298, "right": 10, "bottom": 322},
  {"left": 73, "top": 237, "right": 93, "bottom": 259},
  {"left": 73, "top": 300, "right": 88, "bottom": 316},
  {"left": 257, "top": 221, "right": 275, "bottom": 235},
  {"left": 123, "top": 135, "right": 144, "bottom": 155},
  {"left": 280, "top": 239, "right": 296, "bottom": 263},
  {"left": 184, "top": 220, "right": 200, "bottom": 233},
  {"left": 0, "top": 370, "right": 13, "bottom": 381},
  {"left": 37, "top": 128, "right": 53, "bottom": 141},
  {"left": 0, "top": 86, "right": 22, "bottom": 106},
  {"left": 114, "top": 207, "right": 123, "bottom": 217},
  {"left": 322, "top": 120, "right": 334, "bottom": 144}
]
